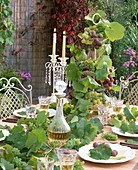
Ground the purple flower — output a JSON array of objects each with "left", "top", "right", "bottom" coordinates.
[
  {"left": 122, "top": 48, "right": 138, "bottom": 69},
  {"left": 16, "top": 70, "right": 31, "bottom": 80}
]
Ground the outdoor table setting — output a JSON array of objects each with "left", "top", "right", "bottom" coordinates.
[{"left": 0, "top": 93, "right": 138, "bottom": 170}]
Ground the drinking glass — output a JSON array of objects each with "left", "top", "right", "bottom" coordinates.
[
  {"left": 38, "top": 96, "right": 51, "bottom": 110},
  {"left": 25, "top": 104, "right": 36, "bottom": 118},
  {"left": 111, "top": 98, "right": 124, "bottom": 113},
  {"left": 56, "top": 148, "right": 77, "bottom": 170},
  {"left": 98, "top": 104, "right": 110, "bottom": 125},
  {"left": 37, "top": 157, "right": 54, "bottom": 170}
]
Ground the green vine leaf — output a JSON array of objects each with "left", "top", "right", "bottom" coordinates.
[
  {"left": 89, "top": 143, "right": 112, "bottom": 160},
  {"left": 0, "top": 158, "right": 14, "bottom": 170},
  {"left": 25, "top": 128, "right": 47, "bottom": 153},
  {"left": 96, "top": 55, "right": 112, "bottom": 70},
  {"left": 105, "top": 44, "right": 112, "bottom": 55},
  {"left": 75, "top": 49, "right": 87, "bottom": 61},
  {"left": 72, "top": 81, "right": 86, "bottom": 92},
  {"left": 0, "top": 130, "right": 4, "bottom": 138},
  {"left": 78, "top": 99, "right": 92, "bottom": 113},
  {"left": 96, "top": 63, "right": 108, "bottom": 81},
  {"left": 66, "top": 63, "right": 81, "bottom": 81},
  {"left": 120, "top": 121, "right": 129, "bottom": 133},
  {"left": 123, "top": 107, "right": 135, "bottom": 121},
  {"left": 105, "top": 22, "right": 125, "bottom": 42},
  {"left": 90, "top": 117, "right": 103, "bottom": 134}
]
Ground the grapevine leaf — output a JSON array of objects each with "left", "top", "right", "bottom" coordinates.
[
  {"left": 90, "top": 117, "right": 103, "bottom": 133},
  {"left": 87, "top": 76, "right": 100, "bottom": 89},
  {"left": 66, "top": 63, "right": 81, "bottom": 81},
  {"left": 71, "top": 116, "right": 78, "bottom": 123},
  {"left": 6, "top": 124, "right": 27, "bottom": 150},
  {"left": 105, "top": 44, "right": 111, "bottom": 55},
  {"left": 105, "top": 22, "right": 125, "bottom": 42},
  {"left": 0, "top": 130, "right": 4, "bottom": 138},
  {"left": 72, "top": 81, "right": 86, "bottom": 92},
  {"left": 25, "top": 128, "right": 47, "bottom": 152},
  {"left": 75, "top": 49, "right": 87, "bottom": 61},
  {"left": 120, "top": 121, "right": 129, "bottom": 133},
  {"left": 0, "top": 158, "right": 14, "bottom": 170},
  {"left": 123, "top": 107, "right": 135, "bottom": 121},
  {"left": 96, "top": 55, "right": 112, "bottom": 70},
  {"left": 89, "top": 143, "right": 112, "bottom": 160},
  {"left": 111, "top": 118, "right": 120, "bottom": 128},
  {"left": 67, "top": 43, "right": 75, "bottom": 53},
  {"left": 96, "top": 10, "right": 106, "bottom": 18},
  {"left": 36, "top": 112, "right": 47, "bottom": 125},
  {"left": 96, "top": 63, "right": 108, "bottom": 81},
  {"left": 78, "top": 99, "right": 92, "bottom": 112},
  {"left": 128, "top": 121, "right": 138, "bottom": 134},
  {"left": 72, "top": 92, "right": 85, "bottom": 99},
  {"left": 111, "top": 84, "right": 120, "bottom": 92},
  {"left": 70, "top": 118, "right": 98, "bottom": 145},
  {"left": 131, "top": 107, "right": 138, "bottom": 118}
]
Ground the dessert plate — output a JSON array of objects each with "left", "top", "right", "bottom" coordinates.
[
  {"left": 13, "top": 108, "right": 56, "bottom": 118},
  {"left": 78, "top": 143, "right": 135, "bottom": 163}
]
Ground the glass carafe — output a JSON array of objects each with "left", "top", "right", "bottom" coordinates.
[{"left": 48, "top": 93, "right": 70, "bottom": 146}]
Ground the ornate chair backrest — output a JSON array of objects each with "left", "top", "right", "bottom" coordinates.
[
  {"left": 0, "top": 77, "right": 32, "bottom": 119},
  {"left": 119, "top": 71, "right": 138, "bottom": 105},
  {"left": 127, "top": 82, "right": 138, "bottom": 106}
]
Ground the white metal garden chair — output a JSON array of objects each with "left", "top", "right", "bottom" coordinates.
[
  {"left": 119, "top": 71, "right": 138, "bottom": 106},
  {"left": 0, "top": 77, "right": 32, "bottom": 119}
]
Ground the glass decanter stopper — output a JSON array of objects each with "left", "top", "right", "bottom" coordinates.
[{"left": 48, "top": 80, "right": 71, "bottom": 146}]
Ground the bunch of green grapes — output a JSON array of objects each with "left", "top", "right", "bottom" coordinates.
[
  {"left": 81, "top": 27, "right": 103, "bottom": 49},
  {"left": 13, "top": 157, "right": 28, "bottom": 169},
  {"left": 86, "top": 91, "right": 108, "bottom": 105}
]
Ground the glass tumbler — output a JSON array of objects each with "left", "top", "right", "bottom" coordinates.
[
  {"left": 37, "top": 157, "right": 54, "bottom": 170},
  {"left": 98, "top": 104, "right": 110, "bottom": 125},
  {"left": 25, "top": 104, "right": 36, "bottom": 118},
  {"left": 38, "top": 96, "right": 51, "bottom": 111},
  {"left": 56, "top": 148, "right": 77, "bottom": 170},
  {"left": 112, "top": 99, "right": 124, "bottom": 113}
]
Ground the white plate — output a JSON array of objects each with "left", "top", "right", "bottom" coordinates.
[
  {"left": 0, "top": 129, "right": 9, "bottom": 141},
  {"left": 112, "top": 127, "right": 138, "bottom": 138},
  {"left": 78, "top": 143, "right": 135, "bottom": 163},
  {"left": 13, "top": 108, "right": 56, "bottom": 118}
]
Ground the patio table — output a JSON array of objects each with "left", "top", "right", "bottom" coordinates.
[{"left": 0, "top": 116, "right": 138, "bottom": 170}]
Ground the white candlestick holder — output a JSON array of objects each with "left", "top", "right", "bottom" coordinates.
[
  {"left": 58, "top": 57, "right": 69, "bottom": 82},
  {"left": 45, "top": 55, "right": 61, "bottom": 100},
  {"left": 45, "top": 55, "right": 69, "bottom": 102}
]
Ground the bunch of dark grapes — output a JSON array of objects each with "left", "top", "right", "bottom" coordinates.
[
  {"left": 91, "top": 30, "right": 103, "bottom": 49},
  {"left": 102, "top": 74, "right": 114, "bottom": 91},
  {"left": 97, "top": 73, "right": 114, "bottom": 92}
]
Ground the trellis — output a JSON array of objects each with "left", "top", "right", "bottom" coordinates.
[{"left": 6, "top": 0, "right": 54, "bottom": 103}]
